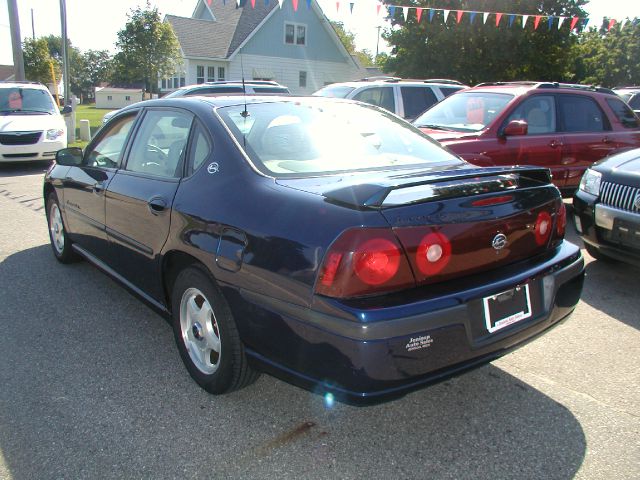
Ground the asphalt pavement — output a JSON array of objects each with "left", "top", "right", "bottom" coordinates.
[{"left": 0, "top": 163, "right": 638, "bottom": 480}]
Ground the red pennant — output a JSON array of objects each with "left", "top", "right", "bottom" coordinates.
[
  {"left": 534, "top": 15, "right": 542, "bottom": 29},
  {"left": 570, "top": 16, "right": 580, "bottom": 30},
  {"left": 336, "top": 1, "right": 339, "bottom": 12},
  {"left": 456, "top": 10, "right": 464, "bottom": 24},
  {"left": 376, "top": 4, "right": 381, "bottom": 16},
  {"left": 608, "top": 19, "right": 616, "bottom": 31},
  {"left": 250, "top": 0, "right": 255, "bottom": 7},
  {"left": 207, "top": 0, "right": 212, "bottom": 4},
  {"left": 416, "top": 8, "right": 423, "bottom": 23},
  {"left": 292, "top": 0, "right": 298, "bottom": 10},
  {"left": 495, "top": 13, "right": 503, "bottom": 26}
]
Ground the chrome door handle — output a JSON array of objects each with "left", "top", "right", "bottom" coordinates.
[
  {"left": 92, "top": 182, "right": 105, "bottom": 193},
  {"left": 147, "top": 197, "right": 167, "bottom": 215}
]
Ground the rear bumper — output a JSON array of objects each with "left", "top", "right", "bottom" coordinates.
[{"left": 233, "top": 241, "right": 584, "bottom": 403}]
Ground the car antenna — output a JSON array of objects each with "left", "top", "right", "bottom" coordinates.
[{"left": 240, "top": 47, "right": 250, "bottom": 118}]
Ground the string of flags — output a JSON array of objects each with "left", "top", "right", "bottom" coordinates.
[{"left": 205, "top": 0, "right": 639, "bottom": 33}]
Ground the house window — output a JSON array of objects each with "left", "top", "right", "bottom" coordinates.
[
  {"left": 285, "top": 23, "right": 306, "bottom": 46},
  {"left": 161, "top": 79, "right": 167, "bottom": 89},
  {"left": 125, "top": 95, "right": 131, "bottom": 101},
  {"left": 107, "top": 95, "right": 112, "bottom": 101},
  {"left": 207, "top": 66, "right": 216, "bottom": 83},
  {"left": 196, "top": 65, "right": 205, "bottom": 84},
  {"left": 299, "top": 71, "right": 307, "bottom": 88},
  {"left": 180, "top": 77, "right": 186, "bottom": 87},
  {"left": 218, "top": 67, "right": 225, "bottom": 81}
]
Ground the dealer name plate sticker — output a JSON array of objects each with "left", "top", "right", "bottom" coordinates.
[{"left": 483, "top": 284, "right": 532, "bottom": 333}]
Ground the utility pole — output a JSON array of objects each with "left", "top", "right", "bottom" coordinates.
[
  {"left": 7, "top": 0, "right": 26, "bottom": 81},
  {"left": 31, "top": 8, "right": 35, "bottom": 39},
  {"left": 375, "top": 25, "right": 382, "bottom": 60},
  {"left": 59, "top": 0, "right": 70, "bottom": 106}
]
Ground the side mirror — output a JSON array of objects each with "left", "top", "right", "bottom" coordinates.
[
  {"left": 502, "top": 120, "right": 528, "bottom": 137},
  {"left": 61, "top": 105, "right": 72, "bottom": 115},
  {"left": 56, "top": 147, "right": 83, "bottom": 166}
]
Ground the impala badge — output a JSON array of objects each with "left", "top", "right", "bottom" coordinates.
[{"left": 492, "top": 233, "right": 507, "bottom": 251}]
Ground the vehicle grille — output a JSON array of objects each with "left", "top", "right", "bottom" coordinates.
[
  {"left": 0, "top": 131, "right": 42, "bottom": 145},
  {"left": 600, "top": 182, "right": 640, "bottom": 212}
]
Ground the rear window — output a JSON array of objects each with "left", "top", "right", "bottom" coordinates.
[
  {"left": 185, "top": 86, "right": 244, "bottom": 96},
  {"left": 400, "top": 86, "right": 438, "bottom": 119},
  {"left": 605, "top": 97, "right": 640, "bottom": 128},
  {"left": 439, "top": 86, "right": 464, "bottom": 97},
  {"left": 629, "top": 95, "right": 640, "bottom": 109},
  {"left": 217, "top": 99, "right": 460, "bottom": 177},
  {"left": 312, "top": 85, "right": 356, "bottom": 98},
  {"left": 252, "top": 87, "right": 290, "bottom": 94}
]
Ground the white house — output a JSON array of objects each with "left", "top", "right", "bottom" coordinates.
[
  {"left": 161, "top": 0, "right": 367, "bottom": 95},
  {"left": 95, "top": 86, "right": 144, "bottom": 109}
]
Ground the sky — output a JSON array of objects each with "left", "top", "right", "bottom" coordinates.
[{"left": 1, "top": 0, "right": 639, "bottom": 66}]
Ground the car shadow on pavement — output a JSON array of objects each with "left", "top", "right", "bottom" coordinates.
[
  {"left": 0, "top": 161, "right": 52, "bottom": 178},
  {"left": 0, "top": 245, "right": 586, "bottom": 480}
]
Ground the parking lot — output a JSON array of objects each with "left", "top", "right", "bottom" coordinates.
[{"left": 0, "top": 162, "right": 638, "bottom": 480}]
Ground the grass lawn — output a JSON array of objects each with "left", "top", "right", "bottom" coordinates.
[{"left": 68, "top": 104, "right": 116, "bottom": 149}]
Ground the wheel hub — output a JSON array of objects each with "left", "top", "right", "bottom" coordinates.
[{"left": 192, "top": 322, "right": 204, "bottom": 340}]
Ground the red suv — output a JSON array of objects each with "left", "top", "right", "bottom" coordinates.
[{"left": 414, "top": 82, "right": 640, "bottom": 195}]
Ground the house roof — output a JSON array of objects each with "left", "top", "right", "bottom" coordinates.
[
  {"left": 0, "top": 65, "right": 15, "bottom": 81},
  {"left": 165, "top": 1, "right": 277, "bottom": 60}
]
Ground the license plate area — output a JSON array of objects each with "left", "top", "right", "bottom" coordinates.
[
  {"left": 483, "top": 284, "right": 532, "bottom": 333},
  {"left": 611, "top": 219, "right": 640, "bottom": 249}
]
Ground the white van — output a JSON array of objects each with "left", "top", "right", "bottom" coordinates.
[{"left": 0, "top": 82, "right": 67, "bottom": 162}]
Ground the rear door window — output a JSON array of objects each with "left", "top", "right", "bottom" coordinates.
[
  {"left": 439, "top": 86, "right": 464, "bottom": 97},
  {"left": 558, "top": 95, "right": 608, "bottom": 132},
  {"left": 400, "top": 86, "right": 438, "bottom": 119},
  {"left": 605, "top": 97, "right": 640, "bottom": 128}
]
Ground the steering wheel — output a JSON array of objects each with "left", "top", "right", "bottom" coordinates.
[{"left": 141, "top": 144, "right": 167, "bottom": 169}]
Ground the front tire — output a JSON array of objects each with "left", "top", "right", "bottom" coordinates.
[
  {"left": 46, "top": 193, "right": 79, "bottom": 264},
  {"left": 171, "top": 265, "right": 259, "bottom": 393}
]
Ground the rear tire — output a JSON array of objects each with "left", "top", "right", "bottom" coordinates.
[
  {"left": 46, "top": 193, "right": 79, "bottom": 264},
  {"left": 171, "top": 265, "right": 259, "bottom": 393}
]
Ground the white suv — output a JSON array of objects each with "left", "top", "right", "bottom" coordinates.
[
  {"left": 0, "top": 81, "right": 67, "bottom": 162},
  {"left": 313, "top": 77, "right": 467, "bottom": 120}
]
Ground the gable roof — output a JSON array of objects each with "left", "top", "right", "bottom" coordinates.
[{"left": 165, "top": 0, "right": 277, "bottom": 60}]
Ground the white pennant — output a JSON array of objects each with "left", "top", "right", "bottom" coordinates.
[
  {"left": 443, "top": 9, "right": 450, "bottom": 22},
  {"left": 558, "top": 16, "right": 566, "bottom": 29},
  {"left": 483, "top": 12, "right": 489, "bottom": 24},
  {"left": 522, "top": 15, "right": 529, "bottom": 28},
  {"left": 620, "top": 18, "right": 628, "bottom": 29},
  {"left": 403, "top": 6, "right": 408, "bottom": 22},
  {"left": 277, "top": 0, "right": 283, "bottom": 7},
  {"left": 236, "top": 0, "right": 241, "bottom": 5}
]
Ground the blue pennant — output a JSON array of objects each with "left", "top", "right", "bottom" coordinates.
[
  {"left": 388, "top": 5, "right": 395, "bottom": 17},
  {"left": 306, "top": 0, "right": 311, "bottom": 8},
  {"left": 349, "top": 2, "right": 354, "bottom": 13},
  {"left": 509, "top": 14, "right": 515, "bottom": 27},
  {"left": 548, "top": 16, "right": 555, "bottom": 30},
  {"left": 469, "top": 11, "right": 477, "bottom": 24},
  {"left": 429, "top": 8, "right": 435, "bottom": 22}
]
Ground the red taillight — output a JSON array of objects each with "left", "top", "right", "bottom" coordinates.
[
  {"left": 315, "top": 228, "right": 415, "bottom": 298},
  {"left": 534, "top": 211, "right": 552, "bottom": 246},
  {"left": 556, "top": 202, "right": 567, "bottom": 238},
  {"left": 415, "top": 230, "right": 452, "bottom": 276}
]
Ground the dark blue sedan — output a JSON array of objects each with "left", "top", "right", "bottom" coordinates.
[{"left": 44, "top": 96, "right": 584, "bottom": 403}]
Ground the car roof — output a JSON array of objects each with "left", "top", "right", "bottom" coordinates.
[
  {"left": 467, "top": 81, "right": 617, "bottom": 97},
  {"left": 323, "top": 79, "right": 467, "bottom": 89},
  {"left": 0, "top": 81, "right": 49, "bottom": 90}
]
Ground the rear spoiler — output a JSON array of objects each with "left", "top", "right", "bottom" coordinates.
[{"left": 323, "top": 167, "right": 552, "bottom": 209}]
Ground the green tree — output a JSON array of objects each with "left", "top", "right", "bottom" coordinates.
[
  {"left": 330, "top": 21, "right": 374, "bottom": 67},
  {"left": 382, "top": 0, "right": 587, "bottom": 84},
  {"left": 22, "top": 37, "right": 60, "bottom": 85},
  {"left": 571, "top": 21, "right": 640, "bottom": 87},
  {"left": 41, "top": 35, "right": 84, "bottom": 98},
  {"left": 112, "top": 3, "right": 181, "bottom": 93},
  {"left": 77, "top": 50, "right": 113, "bottom": 101}
]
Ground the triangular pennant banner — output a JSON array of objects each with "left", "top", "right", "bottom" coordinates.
[
  {"left": 456, "top": 10, "right": 463, "bottom": 24},
  {"left": 376, "top": 4, "right": 381, "bottom": 16},
  {"left": 277, "top": 0, "right": 283, "bottom": 7},
  {"left": 620, "top": 18, "right": 628, "bottom": 29},
  {"left": 429, "top": 9, "right": 435, "bottom": 22},
  {"left": 558, "top": 16, "right": 566, "bottom": 29},
  {"left": 416, "top": 8, "right": 423, "bottom": 23},
  {"left": 495, "top": 13, "right": 503, "bottom": 27},
  {"left": 608, "top": 19, "right": 616, "bottom": 31},
  {"left": 522, "top": 15, "right": 529, "bottom": 28},
  {"left": 293, "top": 0, "right": 299, "bottom": 11},
  {"left": 470, "top": 11, "right": 477, "bottom": 24},
  {"left": 403, "top": 6, "right": 408, "bottom": 22},
  {"left": 508, "top": 14, "right": 515, "bottom": 27},
  {"left": 548, "top": 16, "right": 554, "bottom": 30},
  {"left": 534, "top": 15, "right": 542, "bottom": 29},
  {"left": 335, "top": 1, "right": 339, "bottom": 13},
  {"left": 388, "top": 5, "right": 395, "bottom": 17},
  {"left": 443, "top": 9, "right": 450, "bottom": 23},
  {"left": 306, "top": 0, "right": 311, "bottom": 9},
  {"left": 207, "top": 0, "right": 212, "bottom": 5},
  {"left": 483, "top": 12, "right": 489, "bottom": 24},
  {"left": 570, "top": 16, "right": 579, "bottom": 30},
  {"left": 349, "top": 2, "right": 354, "bottom": 14}
]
